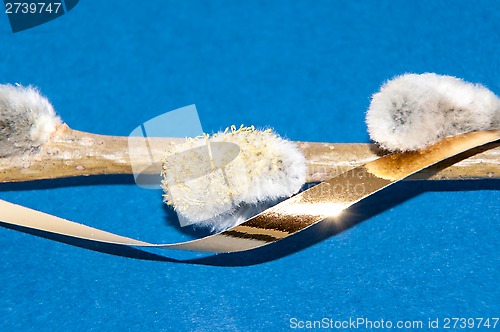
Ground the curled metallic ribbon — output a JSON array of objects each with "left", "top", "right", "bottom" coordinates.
[{"left": 0, "top": 130, "right": 498, "bottom": 253}]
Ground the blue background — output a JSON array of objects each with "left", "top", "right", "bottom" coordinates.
[{"left": 0, "top": 1, "right": 499, "bottom": 331}]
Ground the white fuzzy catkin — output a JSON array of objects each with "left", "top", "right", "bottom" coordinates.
[
  {"left": 366, "top": 73, "right": 500, "bottom": 151},
  {"left": 161, "top": 125, "right": 307, "bottom": 232},
  {"left": 0, "top": 84, "right": 61, "bottom": 157}
]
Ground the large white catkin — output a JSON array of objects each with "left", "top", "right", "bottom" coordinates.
[
  {"left": 366, "top": 73, "right": 500, "bottom": 151},
  {"left": 161, "top": 126, "right": 307, "bottom": 232},
  {"left": 0, "top": 84, "right": 61, "bottom": 157}
]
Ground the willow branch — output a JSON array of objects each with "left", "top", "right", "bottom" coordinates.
[{"left": 0, "top": 125, "right": 498, "bottom": 183}]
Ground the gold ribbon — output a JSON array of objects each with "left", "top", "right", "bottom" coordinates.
[{"left": 0, "top": 130, "right": 498, "bottom": 254}]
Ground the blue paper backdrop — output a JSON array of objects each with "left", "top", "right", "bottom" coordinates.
[{"left": 0, "top": 1, "right": 498, "bottom": 331}]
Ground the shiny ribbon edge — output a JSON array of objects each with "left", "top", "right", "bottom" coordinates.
[{"left": 0, "top": 130, "right": 498, "bottom": 253}]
